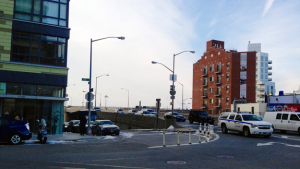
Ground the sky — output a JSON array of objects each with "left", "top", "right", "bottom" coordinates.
[{"left": 66, "top": 0, "right": 300, "bottom": 109}]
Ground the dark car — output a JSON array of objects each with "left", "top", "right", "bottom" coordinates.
[
  {"left": 91, "top": 120, "right": 120, "bottom": 136},
  {"left": 67, "top": 120, "right": 80, "bottom": 132},
  {"left": 0, "top": 117, "right": 32, "bottom": 145},
  {"left": 189, "top": 110, "right": 214, "bottom": 125},
  {"left": 73, "top": 121, "right": 94, "bottom": 133},
  {"left": 63, "top": 122, "right": 69, "bottom": 132},
  {"left": 164, "top": 112, "right": 186, "bottom": 122}
]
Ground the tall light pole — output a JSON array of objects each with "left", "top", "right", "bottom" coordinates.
[
  {"left": 177, "top": 81, "right": 184, "bottom": 115},
  {"left": 152, "top": 50, "right": 195, "bottom": 119},
  {"left": 95, "top": 74, "right": 109, "bottom": 108},
  {"left": 121, "top": 88, "right": 129, "bottom": 112},
  {"left": 104, "top": 95, "right": 109, "bottom": 109},
  {"left": 87, "top": 36, "right": 125, "bottom": 135}
]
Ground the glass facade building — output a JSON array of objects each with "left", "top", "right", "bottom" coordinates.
[{"left": 0, "top": 0, "right": 70, "bottom": 134}]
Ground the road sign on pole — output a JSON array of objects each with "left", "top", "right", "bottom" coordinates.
[
  {"left": 85, "top": 92, "right": 94, "bottom": 101},
  {"left": 82, "top": 78, "right": 90, "bottom": 81}
]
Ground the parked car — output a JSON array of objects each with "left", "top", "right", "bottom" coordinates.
[
  {"left": 0, "top": 117, "right": 32, "bottom": 145},
  {"left": 115, "top": 109, "right": 125, "bottom": 114},
  {"left": 73, "top": 121, "right": 94, "bottom": 133},
  {"left": 189, "top": 110, "right": 214, "bottom": 125},
  {"left": 141, "top": 111, "right": 156, "bottom": 117},
  {"left": 63, "top": 122, "right": 69, "bottom": 132},
  {"left": 67, "top": 120, "right": 80, "bottom": 132},
  {"left": 128, "top": 110, "right": 138, "bottom": 114},
  {"left": 145, "top": 109, "right": 158, "bottom": 116},
  {"left": 91, "top": 120, "right": 120, "bottom": 136},
  {"left": 164, "top": 112, "right": 186, "bottom": 122},
  {"left": 218, "top": 112, "right": 273, "bottom": 138},
  {"left": 94, "top": 107, "right": 101, "bottom": 111},
  {"left": 263, "top": 111, "right": 300, "bottom": 135}
]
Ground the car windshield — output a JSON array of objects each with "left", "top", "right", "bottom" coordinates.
[
  {"left": 132, "top": 110, "right": 137, "bottom": 112},
  {"left": 297, "top": 114, "right": 300, "bottom": 118},
  {"left": 73, "top": 121, "right": 80, "bottom": 125},
  {"left": 143, "top": 112, "right": 150, "bottom": 114},
  {"left": 119, "top": 109, "right": 123, "bottom": 111},
  {"left": 99, "top": 121, "right": 114, "bottom": 125},
  {"left": 197, "top": 112, "right": 207, "bottom": 116},
  {"left": 147, "top": 110, "right": 154, "bottom": 112},
  {"left": 173, "top": 112, "right": 180, "bottom": 115},
  {"left": 242, "top": 115, "right": 261, "bottom": 121}
]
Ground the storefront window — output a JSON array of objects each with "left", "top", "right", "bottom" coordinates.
[{"left": 6, "top": 83, "right": 22, "bottom": 95}]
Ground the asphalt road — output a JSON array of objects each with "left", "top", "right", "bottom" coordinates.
[{"left": 1, "top": 121, "right": 300, "bottom": 169}]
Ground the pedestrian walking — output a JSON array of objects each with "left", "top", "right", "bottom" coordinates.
[{"left": 79, "top": 115, "right": 87, "bottom": 136}]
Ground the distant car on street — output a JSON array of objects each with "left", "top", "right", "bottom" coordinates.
[
  {"left": 94, "top": 107, "right": 101, "bottom": 111},
  {"left": 63, "top": 122, "right": 69, "bottom": 132},
  {"left": 138, "top": 111, "right": 156, "bottom": 117},
  {"left": 145, "top": 109, "right": 158, "bottom": 117},
  {"left": 189, "top": 110, "right": 214, "bottom": 125},
  {"left": 115, "top": 109, "right": 125, "bottom": 114},
  {"left": 164, "top": 112, "right": 186, "bottom": 122},
  {"left": 91, "top": 120, "right": 120, "bottom": 136},
  {"left": 128, "top": 110, "right": 138, "bottom": 114},
  {"left": 0, "top": 117, "right": 32, "bottom": 145},
  {"left": 67, "top": 120, "right": 80, "bottom": 132}
]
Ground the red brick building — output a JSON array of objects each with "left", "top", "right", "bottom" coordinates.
[{"left": 192, "top": 40, "right": 256, "bottom": 115}]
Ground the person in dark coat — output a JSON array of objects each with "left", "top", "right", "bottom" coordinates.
[
  {"left": 3, "top": 111, "right": 10, "bottom": 118},
  {"left": 79, "top": 115, "right": 87, "bottom": 136}
]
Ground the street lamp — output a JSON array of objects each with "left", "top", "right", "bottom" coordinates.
[
  {"left": 121, "top": 88, "right": 129, "bottom": 112},
  {"left": 152, "top": 50, "right": 195, "bottom": 119},
  {"left": 87, "top": 36, "right": 125, "bottom": 135},
  {"left": 104, "top": 95, "right": 109, "bottom": 109},
  {"left": 177, "top": 81, "right": 184, "bottom": 115},
  {"left": 95, "top": 74, "right": 109, "bottom": 108}
]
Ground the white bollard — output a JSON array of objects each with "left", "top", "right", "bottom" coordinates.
[
  {"left": 177, "top": 130, "right": 180, "bottom": 146},
  {"left": 209, "top": 125, "right": 213, "bottom": 140},
  {"left": 199, "top": 124, "right": 202, "bottom": 134},
  {"left": 189, "top": 129, "right": 191, "bottom": 144},
  {"left": 205, "top": 127, "right": 208, "bottom": 142},
  {"left": 163, "top": 131, "right": 166, "bottom": 147}
]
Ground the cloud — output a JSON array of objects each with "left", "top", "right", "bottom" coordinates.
[{"left": 262, "top": 0, "right": 274, "bottom": 17}]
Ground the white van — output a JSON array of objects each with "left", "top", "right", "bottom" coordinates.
[{"left": 263, "top": 112, "right": 300, "bottom": 135}]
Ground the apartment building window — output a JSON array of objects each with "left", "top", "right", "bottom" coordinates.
[
  {"left": 226, "top": 97, "right": 229, "bottom": 104},
  {"left": 210, "top": 64, "right": 214, "bottom": 72},
  {"left": 265, "top": 63, "right": 268, "bottom": 67},
  {"left": 217, "top": 75, "right": 221, "bottom": 83},
  {"left": 261, "top": 74, "right": 263, "bottom": 80},
  {"left": 210, "top": 87, "right": 213, "bottom": 93},
  {"left": 226, "top": 73, "right": 230, "bottom": 79},
  {"left": 203, "top": 66, "right": 207, "bottom": 75},
  {"left": 265, "top": 69, "right": 268, "bottom": 73},
  {"left": 216, "top": 87, "right": 220, "bottom": 95},
  {"left": 203, "top": 89, "right": 207, "bottom": 96},
  {"left": 14, "top": 0, "right": 68, "bottom": 27},
  {"left": 210, "top": 98, "right": 213, "bottom": 104},
  {"left": 12, "top": 31, "right": 67, "bottom": 66},
  {"left": 217, "top": 62, "right": 221, "bottom": 72},
  {"left": 226, "top": 62, "right": 230, "bottom": 69},
  {"left": 209, "top": 109, "right": 213, "bottom": 115},
  {"left": 210, "top": 76, "right": 214, "bottom": 82},
  {"left": 226, "top": 85, "right": 229, "bottom": 92},
  {"left": 265, "top": 57, "right": 268, "bottom": 61},
  {"left": 261, "top": 56, "right": 264, "bottom": 60},
  {"left": 204, "top": 99, "right": 207, "bottom": 104},
  {"left": 217, "top": 98, "right": 220, "bottom": 105},
  {"left": 203, "top": 78, "right": 207, "bottom": 85}
]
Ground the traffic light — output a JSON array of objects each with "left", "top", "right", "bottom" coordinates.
[
  {"left": 90, "top": 88, "right": 93, "bottom": 92},
  {"left": 170, "top": 85, "right": 176, "bottom": 95}
]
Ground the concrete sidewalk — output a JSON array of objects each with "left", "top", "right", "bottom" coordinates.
[{"left": 30, "top": 132, "right": 98, "bottom": 141}]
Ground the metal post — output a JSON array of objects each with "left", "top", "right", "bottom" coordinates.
[
  {"left": 172, "top": 54, "right": 175, "bottom": 119},
  {"left": 87, "top": 39, "right": 92, "bottom": 135},
  {"left": 177, "top": 130, "right": 180, "bottom": 146},
  {"left": 163, "top": 131, "right": 166, "bottom": 147},
  {"left": 182, "top": 85, "right": 183, "bottom": 114},
  {"left": 199, "top": 129, "right": 201, "bottom": 143},
  {"left": 205, "top": 127, "right": 208, "bottom": 142},
  {"left": 189, "top": 128, "right": 191, "bottom": 144}
]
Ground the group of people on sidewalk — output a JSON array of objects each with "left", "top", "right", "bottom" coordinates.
[
  {"left": 79, "top": 114, "right": 87, "bottom": 136},
  {"left": 2, "top": 111, "right": 20, "bottom": 120}
]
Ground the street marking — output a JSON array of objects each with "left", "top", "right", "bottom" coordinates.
[
  {"left": 58, "top": 162, "right": 153, "bottom": 169},
  {"left": 257, "top": 142, "right": 300, "bottom": 148}
]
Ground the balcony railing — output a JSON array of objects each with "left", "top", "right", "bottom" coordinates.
[
  {"left": 215, "top": 66, "right": 221, "bottom": 74},
  {"left": 202, "top": 82, "right": 207, "bottom": 87},
  {"left": 268, "top": 60, "right": 272, "bottom": 64},
  {"left": 201, "top": 104, "right": 207, "bottom": 109},
  {"left": 202, "top": 93, "right": 207, "bottom": 98},
  {"left": 214, "top": 103, "right": 221, "bottom": 107},
  {"left": 214, "top": 91, "right": 221, "bottom": 97},
  {"left": 202, "top": 71, "right": 208, "bottom": 77},
  {"left": 268, "top": 72, "right": 272, "bottom": 76},
  {"left": 268, "top": 78, "right": 272, "bottom": 81},
  {"left": 268, "top": 66, "right": 272, "bottom": 70},
  {"left": 216, "top": 80, "right": 221, "bottom": 85}
]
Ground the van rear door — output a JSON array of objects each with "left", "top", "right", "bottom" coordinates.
[{"left": 288, "top": 114, "right": 300, "bottom": 131}]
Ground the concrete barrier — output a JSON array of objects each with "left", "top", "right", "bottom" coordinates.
[{"left": 97, "top": 111, "right": 181, "bottom": 129}]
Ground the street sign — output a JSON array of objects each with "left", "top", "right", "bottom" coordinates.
[
  {"left": 170, "top": 96, "right": 175, "bottom": 99},
  {"left": 82, "top": 78, "right": 90, "bottom": 81},
  {"left": 169, "top": 74, "right": 177, "bottom": 81},
  {"left": 85, "top": 92, "right": 94, "bottom": 101}
]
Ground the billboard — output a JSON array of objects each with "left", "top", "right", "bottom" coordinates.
[
  {"left": 240, "top": 53, "right": 247, "bottom": 98},
  {"left": 0, "top": 82, "right": 6, "bottom": 94},
  {"left": 267, "top": 103, "right": 300, "bottom": 112}
]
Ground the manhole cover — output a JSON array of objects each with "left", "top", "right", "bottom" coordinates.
[
  {"left": 167, "top": 161, "right": 186, "bottom": 164},
  {"left": 216, "top": 155, "right": 234, "bottom": 158}
]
